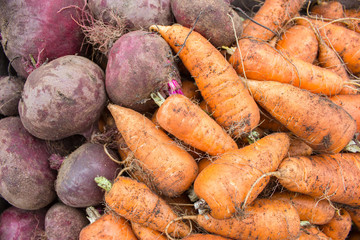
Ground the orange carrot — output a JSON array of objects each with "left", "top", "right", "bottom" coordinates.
[
  {"left": 276, "top": 153, "right": 360, "bottom": 206},
  {"left": 296, "top": 18, "right": 360, "bottom": 76},
  {"left": 310, "top": 1, "right": 345, "bottom": 21},
  {"left": 95, "top": 176, "right": 191, "bottom": 238},
  {"left": 270, "top": 191, "right": 335, "bottom": 225},
  {"left": 258, "top": 109, "right": 289, "bottom": 133},
  {"left": 108, "top": 103, "right": 198, "bottom": 197},
  {"left": 329, "top": 94, "right": 360, "bottom": 139},
  {"left": 320, "top": 208, "right": 352, "bottom": 240},
  {"left": 79, "top": 212, "right": 138, "bottom": 240},
  {"left": 276, "top": 24, "right": 319, "bottom": 63},
  {"left": 181, "top": 79, "right": 201, "bottom": 101},
  {"left": 299, "top": 224, "right": 331, "bottom": 240},
  {"left": 229, "top": 38, "right": 345, "bottom": 96},
  {"left": 149, "top": 24, "right": 260, "bottom": 139},
  {"left": 193, "top": 132, "right": 290, "bottom": 219},
  {"left": 197, "top": 157, "right": 213, "bottom": 174},
  {"left": 131, "top": 222, "right": 168, "bottom": 240},
  {"left": 246, "top": 79, "right": 356, "bottom": 153},
  {"left": 183, "top": 234, "right": 232, "bottom": 240},
  {"left": 241, "top": 0, "right": 305, "bottom": 41},
  {"left": 288, "top": 136, "right": 313, "bottom": 157},
  {"left": 344, "top": 9, "right": 360, "bottom": 33},
  {"left": 344, "top": 206, "right": 360, "bottom": 229},
  {"left": 154, "top": 94, "right": 238, "bottom": 156},
  {"left": 194, "top": 198, "right": 300, "bottom": 240}
]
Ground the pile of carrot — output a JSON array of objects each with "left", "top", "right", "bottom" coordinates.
[{"left": 86, "top": 1, "right": 360, "bottom": 239}]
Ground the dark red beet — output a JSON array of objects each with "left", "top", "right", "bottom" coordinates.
[
  {"left": 0, "top": 0, "right": 85, "bottom": 78},
  {"left": 106, "top": 30, "right": 181, "bottom": 112},
  {"left": 55, "top": 142, "right": 120, "bottom": 208},
  {"left": 18, "top": 55, "right": 107, "bottom": 141},
  {"left": 0, "top": 117, "right": 56, "bottom": 210},
  {"left": 87, "top": 0, "right": 173, "bottom": 30},
  {"left": 0, "top": 206, "right": 47, "bottom": 240},
  {"left": 45, "top": 202, "right": 89, "bottom": 240},
  {"left": 0, "top": 76, "right": 24, "bottom": 116}
]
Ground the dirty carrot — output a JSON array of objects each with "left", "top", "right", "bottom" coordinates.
[
  {"left": 229, "top": 38, "right": 345, "bottom": 96},
  {"left": 246, "top": 79, "right": 356, "bottom": 153},
  {"left": 241, "top": 0, "right": 305, "bottom": 41},
  {"left": 320, "top": 208, "right": 352, "bottom": 240},
  {"left": 108, "top": 103, "right": 198, "bottom": 197},
  {"left": 149, "top": 24, "right": 260, "bottom": 139},
  {"left": 131, "top": 222, "right": 168, "bottom": 240},
  {"left": 153, "top": 93, "right": 238, "bottom": 156},
  {"left": 193, "top": 132, "right": 290, "bottom": 219},
  {"left": 95, "top": 176, "right": 191, "bottom": 238}
]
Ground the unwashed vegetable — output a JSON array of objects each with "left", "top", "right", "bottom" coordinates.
[
  {"left": 131, "top": 222, "right": 168, "bottom": 240},
  {"left": 150, "top": 24, "right": 260, "bottom": 138},
  {"left": 18, "top": 55, "right": 106, "bottom": 141},
  {"left": 0, "top": 206, "right": 46, "bottom": 240},
  {"left": 45, "top": 202, "right": 89, "bottom": 240},
  {"left": 171, "top": 0, "right": 244, "bottom": 47},
  {"left": 0, "top": 0, "right": 85, "bottom": 78},
  {"left": 55, "top": 142, "right": 120, "bottom": 208},
  {"left": 95, "top": 176, "right": 191, "bottom": 238},
  {"left": 246, "top": 79, "right": 356, "bottom": 153},
  {"left": 0, "top": 76, "right": 24, "bottom": 116},
  {"left": 108, "top": 103, "right": 198, "bottom": 197},
  {"left": 0, "top": 117, "right": 56, "bottom": 210},
  {"left": 194, "top": 132, "right": 290, "bottom": 219},
  {"left": 105, "top": 30, "right": 181, "bottom": 113},
  {"left": 320, "top": 208, "right": 352, "bottom": 240},
  {"left": 154, "top": 93, "right": 238, "bottom": 156}
]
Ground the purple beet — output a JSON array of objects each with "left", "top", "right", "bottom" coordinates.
[
  {"left": 0, "top": 117, "right": 56, "bottom": 210},
  {"left": 55, "top": 142, "right": 120, "bottom": 208},
  {"left": 0, "top": 76, "right": 24, "bottom": 116},
  {"left": 0, "top": 0, "right": 85, "bottom": 78},
  {"left": 18, "top": 55, "right": 107, "bottom": 141},
  {"left": 45, "top": 202, "right": 88, "bottom": 240},
  {"left": 106, "top": 30, "right": 181, "bottom": 112},
  {"left": 0, "top": 206, "right": 47, "bottom": 240},
  {"left": 87, "top": 0, "right": 173, "bottom": 30}
]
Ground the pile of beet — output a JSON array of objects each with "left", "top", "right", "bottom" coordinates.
[{"left": 1, "top": 0, "right": 360, "bottom": 239}]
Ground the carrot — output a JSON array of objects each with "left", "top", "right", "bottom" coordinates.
[
  {"left": 319, "top": 208, "right": 352, "bottom": 240},
  {"left": 246, "top": 79, "right": 356, "bottom": 153},
  {"left": 181, "top": 79, "right": 201, "bottom": 101},
  {"left": 310, "top": 1, "right": 345, "bottom": 21},
  {"left": 344, "top": 9, "right": 360, "bottom": 33},
  {"left": 197, "top": 157, "right": 213, "bottom": 174},
  {"left": 344, "top": 206, "right": 360, "bottom": 229},
  {"left": 296, "top": 18, "right": 360, "bottom": 76},
  {"left": 193, "top": 198, "right": 300, "bottom": 240},
  {"left": 153, "top": 93, "right": 238, "bottom": 156},
  {"left": 258, "top": 108, "right": 289, "bottom": 133},
  {"left": 193, "top": 132, "right": 290, "bottom": 219},
  {"left": 229, "top": 38, "right": 345, "bottom": 96},
  {"left": 270, "top": 191, "right": 335, "bottom": 225},
  {"left": 131, "top": 222, "right": 168, "bottom": 240},
  {"left": 79, "top": 211, "right": 138, "bottom": 240},
  {"left": 275, "top": 153, "right": 360, "bottom": 206},
  {"left": 288, "top": 136, "right": 313, "bottom": 157},
  {"left": 95, "top": 176, "right": 191, "bottom": 238},
  {"left": 149, "top": 24, "right": 260, "bottom": 139},
  {"left": 182, "top": 234, "right": 232, "bottom": 240},
  {"left": 108, "top": 103, "right": 198, "bottom": 197},
  {"left": 275, "top": 24, "right": 319, "bottom": 63},
  {"left": 241, "top": 0, "right": 305, "bottom": 41},
  {"left": 329, "top": 94, "right": 360, "bottom": 139},
  {"left": 299, "top": 224, "right": 331, "bottom": 240}
]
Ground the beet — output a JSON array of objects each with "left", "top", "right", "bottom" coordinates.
[
  {"left": 0, "top": 0, "right": 85, "bottom": 78},
  {"left": 0, "top": 76, "right": 24, "bottom": 116},
  {"left": 18, "top": 55, "right": 106, "bottom": 141},
  {"left": 45, "top": 202, "right": 88, "bottom": 240},
  {"left": 106, "top": 30, "right": 181, "bottom": 112},
  {"left": 0, "top": 117, "right": 56, "bottom": 210},
  {"left": 87, "top": 0, "right": 173, "bottom": 30},
  {"left": 0, "top": 206, "right": 46, "bottom": 240},
  {"left": 55, "top": 142, "right": 120, "bottom": 208},
  {"left": 171, "top": 0, "right": 244, "bottom": 48}
]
